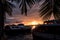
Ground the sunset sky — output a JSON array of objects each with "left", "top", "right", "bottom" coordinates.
[{"left": 5, "top": 0, "right": 54, "bottom": 25}]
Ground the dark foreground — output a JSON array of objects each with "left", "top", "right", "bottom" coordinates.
[
  {"left": 1, "top": 31, "right": 60, "bottom": 40},
  {"left": 5, "top": 34, "right": 33, "bottom": 40}
]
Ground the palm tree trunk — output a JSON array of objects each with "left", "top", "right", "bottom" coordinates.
[
  {"left": 0, "top": 2, "right": 7, "bottom": 40},
  {"left": 0, "top": 9, "right": 6, "bottom": 40}
]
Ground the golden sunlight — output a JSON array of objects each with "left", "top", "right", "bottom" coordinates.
[
  {"left": 30, "top": 21, "right": 39, "bottom": 25},
  {"left": 24, "top": 20, "right": 43, "bottom": 25}
]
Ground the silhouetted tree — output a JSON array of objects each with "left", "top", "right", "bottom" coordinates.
[{"left": 0, "top": 0, "right": 15, "bottom": 40}]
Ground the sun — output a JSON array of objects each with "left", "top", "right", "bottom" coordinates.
[{"left": 30, "top": 21, "right": 39, "bottom": 25}]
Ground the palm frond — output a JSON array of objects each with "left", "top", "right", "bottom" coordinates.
[
  {"left": 39, "top": 0, "right": 60, "bottom": 20},
  {"left": 4, "top": 0, "right": 15, "bottom": 16},
  {"left": 26, "top": 0, "right": 35, "bottom": 8},
  {"left": 9, "top": 0, "right": 21, "bottom": 3},
  {"left": 10, "top": 0, "right": 35, "bottom": 16},
  {"left": 19, "top": 0, "right": 35, "bottom": 15},
  {"left": 14, "top": 0, "right": 21, "bottom": 3},
  {"left": 53, "top": 0, "right": 60, "bottom": 19},
  {"left": 34, "top": 0, "right": 41, "bottom": 3},
  {"left": 42, "top": 10, "right": 52, "bottom": 20},
  {"left": 6, "top": 1, "right": 15, "bottom": 8},
  {"left": 21, "top": 0, "right": 27, "bottom": 16},
  {"left": 39, "top": 0, "right": 51, "bottom": 17}
]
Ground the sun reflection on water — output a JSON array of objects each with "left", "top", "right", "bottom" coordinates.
[{"left": 32, "top": 25, "right": 36, "bottom": 30}]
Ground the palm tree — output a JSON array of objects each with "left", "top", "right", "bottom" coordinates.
[
  {"left": 0, "top": 0, "right": 15, "bottom": 40},
  {"left": 39, "top": 0, "right": 60, "bottom": 20},
  {"left": 38, "top": 0, "right": 60, "bottom": 39}
]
